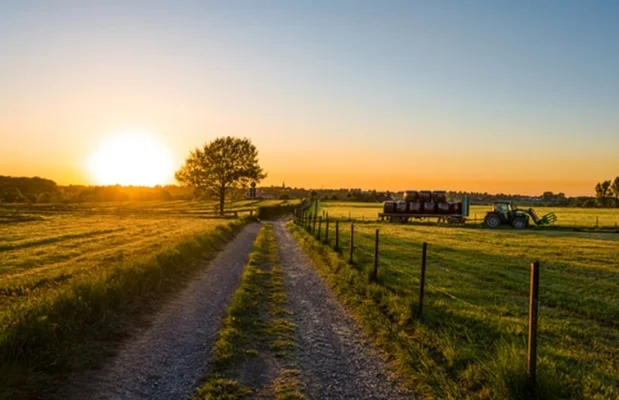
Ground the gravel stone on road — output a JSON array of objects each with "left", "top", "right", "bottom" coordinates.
[
  {"left": 67, "top": 223, "right": 260, "bottom": 400},
  {"left": 273, "top": 222, "right": 414, "bottom": 400}
]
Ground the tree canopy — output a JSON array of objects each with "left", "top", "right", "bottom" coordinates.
[
  {"left": 175, "top": 137, "right": 266, "bottom": 214},
  {"left": 0, "top": 176, "right": 57, "bottom": 195},
  {"left": 594, "top": 177, "right": 619, "bottom": 207}
]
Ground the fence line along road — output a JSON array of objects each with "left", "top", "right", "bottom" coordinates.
[{"left": 292, "top": 206, "right": 545, "bottom": 390}]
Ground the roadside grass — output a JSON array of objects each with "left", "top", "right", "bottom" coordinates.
[
  {"left": 0, "top": 217, "right": 250, "bottom": 400},
  {"left": 197, "top": 224, "right": 304, "bottom": 400},
  {"left": 288, "top": 220, "right": 618, "bottom": 399}
]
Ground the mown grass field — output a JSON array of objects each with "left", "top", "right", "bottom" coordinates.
[
  {"left": 0, "top": 199, "right": 292, "bottom": 399},
  {"left": 293, "top": 203, "right": 618, "bottom": 399},
  {"left": 0, "top": 214, "right": 228, "bottom": 326},
  {"left": 320, "top": 201, "right": 619, "bottom": 229}
]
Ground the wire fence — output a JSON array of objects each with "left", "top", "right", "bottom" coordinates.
[
  {"left": 306, "top": 206, "right": 619, "bottom": 232},
  {"left": 293, "top": 205, "right": 544, "bottom": 387},
  {"left": 295, "top": 209, "right": 494, "bottom": 311}
]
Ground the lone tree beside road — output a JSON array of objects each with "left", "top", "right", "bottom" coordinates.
[{"left": 175, "top": 137, "right": 266, "bottom": 214}]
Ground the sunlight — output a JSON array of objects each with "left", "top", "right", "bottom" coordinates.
[{"left": 88, "top": 132, "right": 174, "bottom": 186}]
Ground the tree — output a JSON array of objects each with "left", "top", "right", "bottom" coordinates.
[
  {"left": 0, "top": 187, "right": 28, "bottom": 203},
  {"left": 595, "top": 180, "right": 612, "bottom": 206},
  {"left": 612, "top": 177, "right": 619, "bottom": 203},
  {"left": 541, "top": 191, "right": 555, "bottom": 202},
  {"left": 175, "top": 137, "right": 266, "bottom": 214},
  {"left": 37, "top": 192, "right": 52, "bottom": 203},
  {"left": 595, "top": 180, "right": 611, "bottom": 198},
  {"left": 595, "top": 180, "right": 614, "bottom": 207}
]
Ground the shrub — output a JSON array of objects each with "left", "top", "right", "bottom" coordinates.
[{"left": 0, "top": 187, "right": 28, "bottom": 203}]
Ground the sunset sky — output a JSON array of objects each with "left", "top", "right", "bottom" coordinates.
[{"left": 1, "top": 1, "right": 618, "bottom": 196}]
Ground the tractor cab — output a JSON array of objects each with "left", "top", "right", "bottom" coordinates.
[{"left": 492, "top": 201, "right": 514, "bottom": 219}]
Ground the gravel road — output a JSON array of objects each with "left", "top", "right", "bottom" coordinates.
[
  {"left": 67, "top": 223, "right": 260, "bottom": 400},
  {"left": 273, "top": 222, "right": 414, "bottom": 400}
]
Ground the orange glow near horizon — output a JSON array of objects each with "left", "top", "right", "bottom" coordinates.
[
  {"left": 87, "top": 132, "right": 175, "bottom": 187},
  {"left": 2, "top": 3, "right": 619, "bottom": 197}
]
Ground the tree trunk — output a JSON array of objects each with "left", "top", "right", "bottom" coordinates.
[{"left": 219, "top": 187, "right": 225, "bottom": 216}]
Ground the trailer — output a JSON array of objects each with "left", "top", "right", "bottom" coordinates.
[{"left": 378, "top": 192, "right": 470, "bottom": 224}]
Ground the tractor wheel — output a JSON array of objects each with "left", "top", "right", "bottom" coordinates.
[
  {"left": 484, "top": 213, "right": 502, "bottom": 229},
  {"left": 511, "top": 217, "right": 527, "bottom": 229}
]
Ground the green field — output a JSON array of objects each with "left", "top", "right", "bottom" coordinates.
[
  {"left": 0, "top": 199, "right": 292, "bottom": 399},
  {"left": 319, "top": 201, "right": 619, "bottom": 229},
  {"left": 0, "top": 199, "right": 294, "bottom": 311},
  {"left": 293, "top": 203, "right": 619, "bottom": 399},
  {"left": 0, "top": 214, "right": 228, "bottom": 322}
]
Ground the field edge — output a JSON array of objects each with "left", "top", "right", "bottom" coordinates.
[
  {"left": 285, "top": 221, "right": 579, "bottom": 400},
  {"left": 0, "top": 217, "right": 252, "bottom": 400}
]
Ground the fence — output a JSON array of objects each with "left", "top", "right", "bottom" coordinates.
[
  {"left": 308, "top": 208, "right": 619, "bottom": 231},
  {"left": 293, "top": 207, "right": 543, "bottom": 391}
]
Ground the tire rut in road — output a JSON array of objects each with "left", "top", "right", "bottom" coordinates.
[
  {"left": 273, "top": 221, "right": 413, "bottom": 400},
  {"left": 67, "top": 223, "right": 261, "bottom": 400}
]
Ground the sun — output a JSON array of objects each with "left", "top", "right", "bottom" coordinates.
[{"left": 88, "top": 132, "right": 174, "bottom": 186}]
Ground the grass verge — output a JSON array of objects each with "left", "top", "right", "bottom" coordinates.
[
  {"left": 287, "top": 221, "right": 580, "bottom": 400},
  {"left": 0, "top": 218, "right": 251, "bottom": 400},
  {"left": 197, "top": 224, "right": 304, "bottom": 400}
]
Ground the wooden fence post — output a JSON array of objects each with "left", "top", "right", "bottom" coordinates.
[
  {"left": 313, "top": 213, "right": 317, "bottom": 235},
  {"left": 418, "top": 242, "right": 428, "bottom": 318},
  {"left": 318, "top": 217, "right": 322, "bottom": 240},
  {"left": 371, "top": 229, "right": 379, "bottom": 282},
  {"left": 528, "top": 261, "right": 540, "bottom": 391},
  {"left": 325, "top": 214, "right": 330, "bottom": 244},
  {"left": 349, "top": 223, "right": 355, "bottom": 264},
  {"left": 335, "top": 220, "right": 340, "bottom": 251},
  {"left": 596, "top": 216, "right": 599, "bottom": 228}
]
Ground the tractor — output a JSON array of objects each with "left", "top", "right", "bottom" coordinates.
[{"left": 483, "top": 201, "right": 557, "bottom": 229}]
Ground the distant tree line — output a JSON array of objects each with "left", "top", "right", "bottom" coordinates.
[
  {"left": 2, "top": 175, "right": 619, "bottom": 208},
  {"left": 0, "top": 176, "right": 194, "bottom": 204},
  {"left": 0, "top": 176, "right": 57, "bottom": 203}
]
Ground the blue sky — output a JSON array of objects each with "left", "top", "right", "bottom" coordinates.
[{"left": 1, "top": 0, "right": 618, "bottom": 194}]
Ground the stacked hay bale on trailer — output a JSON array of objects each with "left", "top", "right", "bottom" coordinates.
[{"left": 380, "top": 190, "right": 470, "bottom": 224}]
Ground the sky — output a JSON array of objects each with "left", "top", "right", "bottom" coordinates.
[{"left": 1, "top": 0, "right": 618, "bottom": 196}]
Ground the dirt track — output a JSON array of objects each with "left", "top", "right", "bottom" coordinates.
[
  {"left": 68, "top": 221, "right": 412, "bottom": 399},
  {"left": 67, "top": 223, "right": 260, "bottom": 400},
  {"left": 273, "top": 222, "right": 412, "bottom": 400}
]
